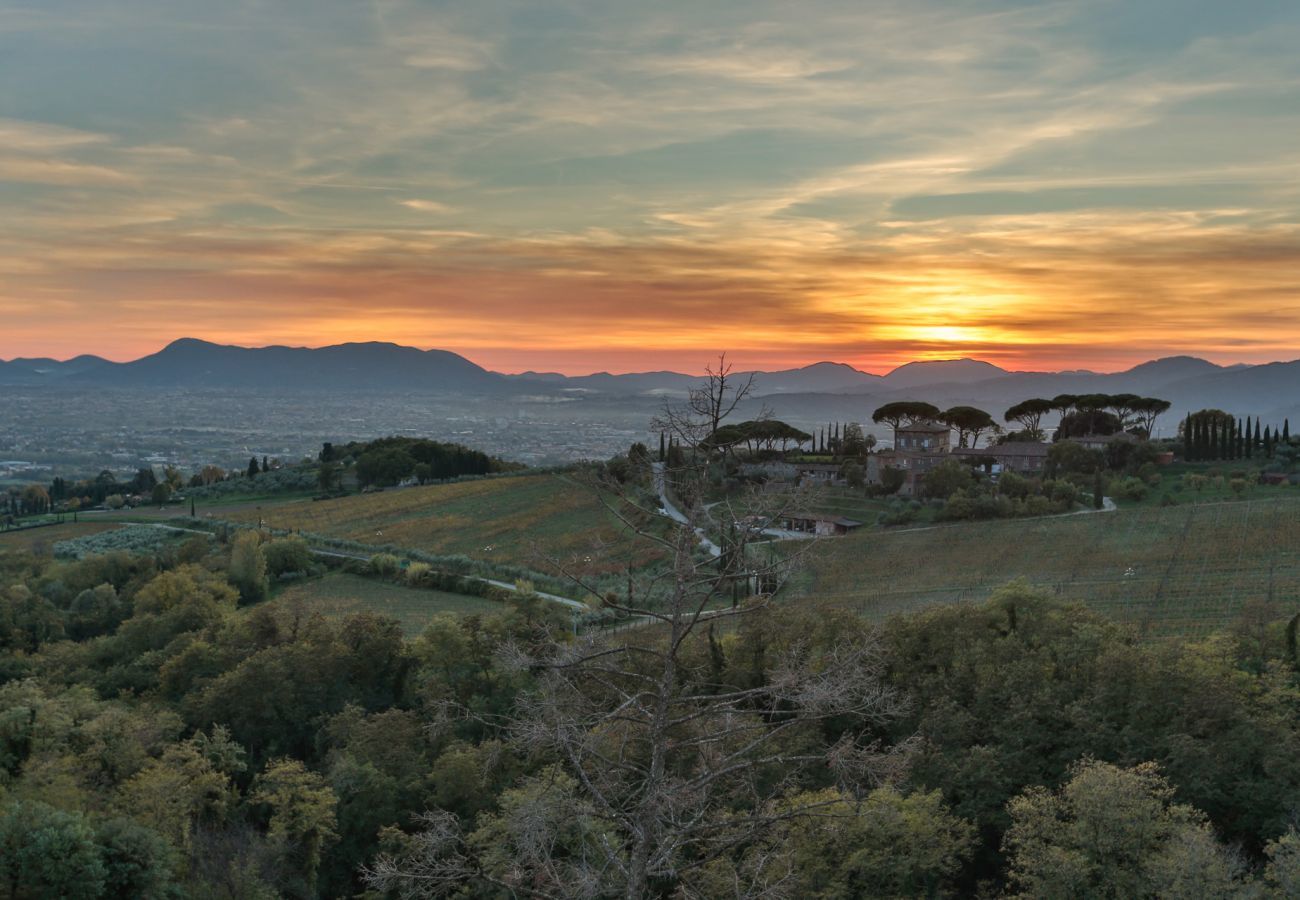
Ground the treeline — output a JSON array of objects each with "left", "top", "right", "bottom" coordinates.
[
  {"left": 1183, "top": 409, "right": 1293, "bottom": 461},
  {"left": 2, "top": 534, "right": 1299, "bottom": 896},
  {"left": 320, "top": 437, "right": 518, "bottom": 488}
]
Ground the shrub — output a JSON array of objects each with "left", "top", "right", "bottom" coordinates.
[
  {"left": 369, "top": 553, "right": 402, "bottom": 579},
  {"left": 1110, "top": 477, "right": 1148, "bottom": 502},
  {"left": 405, "top": 562, "right": 432, "bottom": 586},
  {"left": 262, "top": 536, "right": 313, "bottom": 578}
]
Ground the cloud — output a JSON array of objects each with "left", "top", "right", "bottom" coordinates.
[
  {"left": 2, "top": 1, "right": 1300, "bottom": 371},
  {"left": 399, "top": 199, "right": 458, "bottom": 214}
]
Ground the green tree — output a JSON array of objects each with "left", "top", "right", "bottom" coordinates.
[
  {"left": 0, "top": 800, "right": 107, "bottom": 899},
  {"left": 317, "top": 460, "right": 338, "bottom": 493},
  {"left": 262, "top": 536, "right": 313, "bottom": 579},
  {"left": 248, "top": 457, "right": 260, "bottom": 478},
  {"left": 942, "top": 406, "right": 997, "bottom": 448},
  {"left": 923, "top": 459, "right": 974, "bottom": 500},
  {"left": 252, "top": 758, "right": 339, "bottom": 897},
  {"left": 1003, "top": 398, "right": 1055, "bottom": 441},
  {"left": 229, "top": 531, "right": 268, "bottom": 603},
  {"left": 1003, "top": 760, "right": 1244, "bottom": 899}
]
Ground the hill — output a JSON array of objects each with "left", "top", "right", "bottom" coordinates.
[
  {"left": 67, "top": 338, "right": 504, "bottom": 392},
  {"left": 786, "top": 496, "right": 1300, "bottom": 638},
  {"left": 224, "top": 473, "right": 669, "bottom": 578}
]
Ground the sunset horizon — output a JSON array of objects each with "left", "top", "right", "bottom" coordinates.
[
  {"left": 1, "top": 332, "right": 1288, "bottom": 378},
  {"left": 4, "top": 1, "right": 1299, "bottom": 374}
]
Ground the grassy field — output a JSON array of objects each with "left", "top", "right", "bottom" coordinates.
[
  {"left": 785, "top": 495, "right": 1300, "bottom": 639},
  {"left": 0, "top": 521, "right": 121, "bottom": 554},
  {"left": 227, "top": 474, "right": 668, "bottom": 575},
  {"left": 265, "top": 573, "right": 503, "bottom": 637}
]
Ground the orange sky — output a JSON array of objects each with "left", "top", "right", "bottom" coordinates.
[{"left": 3, "top": 1, "right": 1299, "bottom": 374}]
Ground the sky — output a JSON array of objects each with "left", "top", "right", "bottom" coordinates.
[{"left": 2, "top": 0, "right": 1299, "bottom": 375}]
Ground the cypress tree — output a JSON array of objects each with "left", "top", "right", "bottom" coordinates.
[
  {"left": 1255, "top": 418, "right": 1262, "bottom": 451},
  {"left": 658, "top": 432, "right": 665, "bottom": 462},
  {"left": 1245, "top": 417, "right": 1253, "bottom": 459},
  {"left": 1183, "top": 413, "right": 1194, "bottom": 460},
  {"left": 1237, "top": 419, "right": 1245, "bottom": 459},
  {"left": 1220, "top": 420, "right": 1230, "bottom": 460},
  {"left": 1265, "top": 426, "right": 1274, "bottom": 457},
  {"left": 1285, "top": 419, "right": 1291, "bottom": 444}
]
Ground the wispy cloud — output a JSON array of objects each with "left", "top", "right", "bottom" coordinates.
[{"left": 2, "top": 0, "right": 1299, "bottom": 370}]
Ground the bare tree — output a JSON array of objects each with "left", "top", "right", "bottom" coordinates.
[
  {"left": 691, "top": 353, "right": 757, "bottom": 440},
  {"left": 367, "top": 355, "right": 908, "bottom": 899}
]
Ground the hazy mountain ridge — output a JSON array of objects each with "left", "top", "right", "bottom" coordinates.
[{"left": 3, "top": 339, "right": 1298, "bottom": 424}]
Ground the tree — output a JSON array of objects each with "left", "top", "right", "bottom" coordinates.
[
  {"left": 19, "top": 484, "right": 50, "bottom": 516},
  {"left": 262, "top": 537, "right": 313, "bottom": 579},
  {"left": 687, "top": 353, "right": 758, "bottom": 445},
  {"left": 248, "top": 457, "right": 260, "bottom": 478},
  {"left": 1003, "top": 760, "right": 1245, "bottom": 899},
  {"left": 923, "top": 459, "right": 974, "bottom": 500},
  {"left": 942, "top": 406, "right": 997, "bottom": 448},
  {"left": 1130, "top": 397, "right": 1171, "bottom": 438},
  {"left": 229, "top": 531, "right": 268, "bottom": 603},
  {"left": 1051, "top": 394, "right": 1080, "bottom": 415},
  {"left": 151, "top": 483, "right": 171, "bottom": 507},
  {"left": 199, "top": 464, "right": 225, "bottom": 486},
  {"left": 841, "top": 422, "right": 868, "bottom": 457},
  {"left": 1054, "top": 409, "right": 1123, "bottom": 442},
  {"left": 1004, "top": 399, "right": 1055, "bottom": 441},
  {"left": 317, "top": 460, "right": 338, "bottom": 493},
  {"left": 872, "top": 401, "right": 942, "bottom": 448},
  {"left": 703, "top": 786, "right": 973, "bottom": 898},
  {"left": 252, "top": 758, "right": 339, "bottom": 897},
  {"left": 0, "top": 800, "right": 107, "bottom": 899}
]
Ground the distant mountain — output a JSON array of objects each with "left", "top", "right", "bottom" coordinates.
[
  {"left": 880, "top": 358, "right": 1010, "bottom": 389},
  {"left": 60, "top": 338, "right": 503, "bottom": 392},
  {"left": 0, "top": 354, "right": 110, "bottom": 384},
  {"left": 4, "top": 341, "right": 1298, "bottom": 426},
  {"left": 744, "top": 361, "right": 880, "bottom": 394}
]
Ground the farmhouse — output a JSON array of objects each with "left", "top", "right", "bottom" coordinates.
[
  {"left": 1069, "top": 432, "right": 1138, "bottom": 451},
  {"left": 780, "top": 512, "right": 864, "bottom": 536},
  {"left": 894, "top": 421, "right": 952, "bottom": 452},
  {"left": 951, "top": 441, "right": 1050, "bottom": 473},
  {"left": 796, "top": 462, "right": 844, "bottom": 486}
]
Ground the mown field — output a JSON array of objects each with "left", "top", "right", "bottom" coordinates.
[
  {"left": 228, "top": 474, "right": 668, "bottom": 575},
  {"left": 266, "top": 573, "right": 503, "bottom": 637},
  {"left": 786, "top": 496, "right": 1300, "bottom": 638},
  {"left": 0, "top": 521, "right": 121, "bottom": 553}
]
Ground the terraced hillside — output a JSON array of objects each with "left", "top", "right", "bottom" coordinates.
[
  {"left": 787, "top": 496, "right": 1300, "bottom": 638},
  {"left": 228, "top": 474, "right": 667, "bottom": 575},
  {"left": 265, "top": 574, "right": 503, "bottom": 637}
]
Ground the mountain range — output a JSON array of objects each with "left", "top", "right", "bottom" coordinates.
[{"left": 2, "top": 339, "right": 1297, "bottom": 427}]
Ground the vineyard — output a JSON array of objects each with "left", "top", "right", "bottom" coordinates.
[
  {"left": 0, "top": 521, "right": 121, "bottom": 554},
  {"left": 786, "top": 496, "right": 1300, "bottom": 638},
  {"left": 263, "top": 574, "right": 503, "bottom": 637},
  {"left": 227, "top": 474, "right": 669, "bottom": 576}
]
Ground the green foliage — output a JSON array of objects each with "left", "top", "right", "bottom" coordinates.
[
  {"left": 251, "top": 758, "right": 339, "bottom": 896},
  {"left": 261, "top": 536, "right": 313, "bottom": 579},
  {"left": 229, "top": 531, "right": 268, "bottom": 603},
  {"left": 1003, "top": 760, "right": 1243, "bottom": 899},
  {"left": 55, "top": 525, "right": 199, "bottom": 560},
  {"left": 0, "top": 800, "right": 107, "bottom": 899}
]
